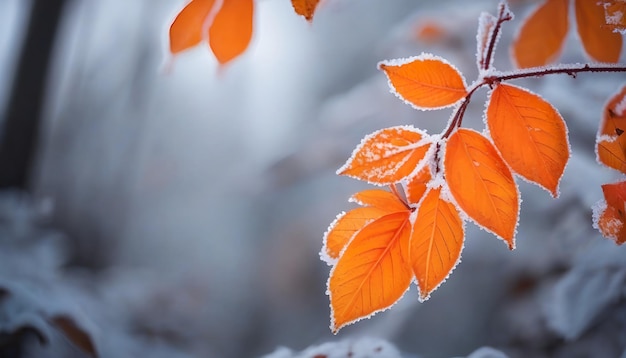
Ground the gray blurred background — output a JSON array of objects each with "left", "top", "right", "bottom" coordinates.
[{"left": 1, "top": 0, "right": 626, "bottom": 357}]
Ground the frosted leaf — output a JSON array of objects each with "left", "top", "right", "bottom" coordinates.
[
  {"left": 484, "top": 83, "right": 571, "bottom": 198},
  {"left": 326, "top": 211, "right": 414, "bottom": 332},
  {"left": 337, "top": 125, "right": 433, "bottom": 185},
  {"left": 591, "top": 199, "right": 624, "bottom": 242},
  {"left": 378, "top": 53, "right": 468, "bottom": 111}
]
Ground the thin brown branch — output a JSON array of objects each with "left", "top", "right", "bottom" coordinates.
[
  {"left": 441, "top": 84, "right": 483, "bottom": 139},
  {"left": 389, "top": 184, "right": 410, "bottom": 209},
  {"left": 486, "top": 64, "right": 626, "bottom": 83},
  {"left": 482, "top": 1, "right": 513, "bottom": 71}
]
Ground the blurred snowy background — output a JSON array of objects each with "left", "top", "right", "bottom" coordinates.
[{"left": 0, "top": 0, "right": 625, "bottom": 357}]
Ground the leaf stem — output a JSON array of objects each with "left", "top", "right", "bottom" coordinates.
[
  {"left": 486, "top": 64, "right": 626, "bottom": 83},
  {"left": 482, "top": 1, "right": 513, "bottom": 71},
  {"left": 389, "top": 184, "right": 410, "bottom": 209},
  {"left": 441, "top": 83, "right": 483, "bottom": 139}
]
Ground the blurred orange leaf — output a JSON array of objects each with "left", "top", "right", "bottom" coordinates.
[
  {"left": 595, "top": 181, "right": 626, "bottom": 244},
  {"left": 575, "top": 0, "right": 623, "bottom": 63},
  {"left": 414, "top": 21, "right": 447, "bottom": 44},
  {"left": 337, "top": 126, "right": 432, "bottom": 185},
  {"left": 209, "top": 0, "right": 254, "bottom": 65},
  {"left": 487, "top": 84, "right": 569, "bottom": 196},
  {"left": 597, "top": 85, "right": 626, "bottom": 172},
  {"left": 169, "top": 0, "right": 216, "bottom": 54},
  {"left": 378, "top": 55, "right": 467, "bottom": 110},
  {"left": 444, "top": 129, "right": 519, "bottom": 248},
  {"left": 328, "top": 211, "right": 413, "bottom": 333},
  {"left": 511, "top": 0, "right": 569, "bottom": 68},
  {"left": 168, "top": 0, "right": 253, "bottom": 65},
  {"left": 291, "top": 0, "right": 320, "bottom": 22},
  {"left": 409, "top": 187, "right": 464, "bottom": 301}
]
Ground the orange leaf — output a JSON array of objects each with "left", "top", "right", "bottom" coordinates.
[
  {"left": 444, "top": 129, "right": 519, "bottom": 248},
  {"left": 603, "top": 1, "right": 626, "bottom": 33},
  {"left": 378, "top": 54, "right": 467, "bottom": 110},
  {"left": 338, "top": 126, "right": 432, "bottom": 185},
  {"left": 323, "top": 189, "right": 410, "bottom": 263},
  {"left": 324, "top": 206, "right": 393, "bottom": 261},
  {"left": 414, "top": 21, "right": 447, "bottom": 44},
  {"left": 291, "top": 0, "right": 320, "bottom": 22},
  {"left": 597, "top": 138, "right": 626, "bottom": 173},
  {"left": 328, "top": 211, "right": 412, "bottom": 333},
  {"left": 597, "top": 85, "right": 626, "bottom": 173},
  {"left": 169, "top": 0, "right": 216, "bottom": 54},
  {"left": 487, "top": 84, "right": 570, "bottom": 197},
  {"left": 409, "top": 187, "right": 464, "bottom": 301},
  {"left": 405, "top": 166, "right": 432, "bottom": 205},
  {"left": 594, "top": 181, "right": 626, "bottom": 244},
  {"left": 575, "top": 0, "right": 622, "bottom": 63},
  {"left": 209, "top": 0, "right": 254, "bottom": 65},
  {"left": 598, "top": 85, "right": 626, "bottom": 137},
  {"left": 511, "top": 0, "right": 569, "bottom": 68},
  {"left": 350, "top": 189, "right": 408, "bottom": 212}
]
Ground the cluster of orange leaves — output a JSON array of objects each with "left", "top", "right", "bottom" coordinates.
[
  {"left": 512, "top": 0, "right": 623, "bottom": 68},
  {"left": 322, "top": 2, "right": 578, "bottom": 331},
  {"left": 594, "top": 85, "right": 626, "bottom": 244},
  {"left": 168, "top": 0, "right": 320, "bottom": 65}
]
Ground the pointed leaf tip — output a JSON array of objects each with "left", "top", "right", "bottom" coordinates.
[
  {"left": 169, "top": 0, "right": 216, "bottom": 54},
  {"left": 444, "top": 129, "right": 518, "bottom": 248},
  {"left": 209, "top": 0, "right": 254, "bottom": 65},
  {"left": 379, "top": 54, "right": 467, "bottom": 110},
  {"left": 291, "top": 0, "right": 320, "bottom": 22},
  {"left": 487, "top": 84, "right": 570, "bottom": 197}
]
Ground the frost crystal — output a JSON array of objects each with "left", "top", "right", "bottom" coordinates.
[
  {"left": 476, "top": 12, "right": 497, "bottom": 70},
  {"left": 615, "top": 93, "right": 626, "bottom": 116}
]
